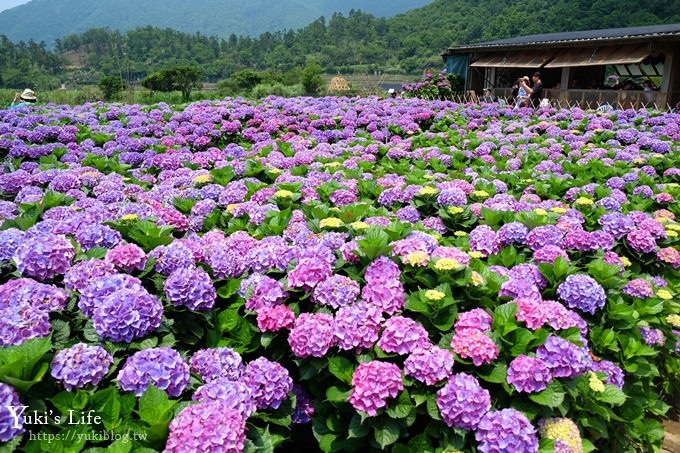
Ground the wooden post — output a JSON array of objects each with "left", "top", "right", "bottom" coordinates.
[{"left": 560, "top": 67, "right": 570, "bottom": 102}]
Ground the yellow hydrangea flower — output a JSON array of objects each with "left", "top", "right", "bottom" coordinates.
[
  {"left": 472, "top": 190, "right": 489, "bottom": 198},
  {"left": 588, "top": 372, "right": 605, "bottom": 393},
  {"left": 666, "top": 313, "right": 680, "bottom": 326},
  {"left": 448, "top": 206, "right": 464, "bottom": 215},
  {"left": 550, "top": 207, "right": 567, "bottom": 214},
  {"left": 120, "top": 213, "right": 138, "bottom": 221},
  {"left": 633, "top": 157, "right": 646, "bottom": 165},
  {"left": 226, "top": 204, "right": 239, "bottom": 213},
  {"left": 434, "top": 258, "right": 463, "bottom": 271},
  {"left": 320, "top": 217, "right": 343, "bottom": 228},
  {"left": 403, "top": 251, "right": 429, "bottom": 267},
  {"left": 351, "top": 221, "right": 369, "bottom": 230},
  {"left": 425, "top": 290, "right": 445, "bottom": 301},
  {"left": 419, "top": 186, "right": 439, "bottom": 196},
  {"left": 575, "top": 197, "right": 594, "bottom": 206},
  {"left": 274, "top": 189, "right": 293, "bottom": 198},
  {"left": 666, "top": 230, "right": 678, "bottom": 238},
  {"left": 658, "top": 290, "right": 673, "bottom": 301},
  {"left": 665, "top": 224, "right": 680, "bottom": 231},
  {"left": 193, "top": 174, "right": 213, "bottom": 185},
  {"left": 325, "top": 162, "right": 342, "bottom": 168},
  {"left": 620, "top": 256, "right": 632, "bottom": 267},
  {"left": 454, "top": 231, "right": 468, "bottom": 237},
  {"left": 470, "top": 271, "right": 485, "bottom": 287},
  {"left": 534, "top": 208, "right": 548, "bottom": 216},
  {"left": 468, "top": 251, "right": 485, "bottom": 259}
]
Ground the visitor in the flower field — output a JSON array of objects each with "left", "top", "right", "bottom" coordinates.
[
  {"left": 9, "top": 88, "right": 37, "bottom": 109},
  {"left": 514, "top": 76, "right": 530, "bottom": 108},
  {"left": 521, "top": 72, "right": 543, "bottom": 108}
]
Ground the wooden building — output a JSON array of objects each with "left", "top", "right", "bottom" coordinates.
[{"left": 443, "top": 24, "right": 680, "bottom": 108}]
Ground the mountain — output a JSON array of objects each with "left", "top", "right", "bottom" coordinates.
[{"left": 0, "top": 0, "right": 431, "bottom": 45}]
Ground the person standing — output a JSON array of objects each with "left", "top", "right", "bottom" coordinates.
[
  {"left": 521, "top": 72, "right": 543, "bottom": 108},
  {"left": 9, "top": 88, "right": 37, "bottom": 109}
]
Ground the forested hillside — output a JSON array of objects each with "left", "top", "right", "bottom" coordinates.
[
  {"left": 1, "top": 0, "right": 679, "bottom": 89},
  {"left": 0, "top": 0, "right": 431, "bottom": 45}
]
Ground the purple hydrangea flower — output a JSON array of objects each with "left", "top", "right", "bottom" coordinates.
[
  {"left": 0, "top": 228, "right": 24, "bottom": 265},
  {"left": 193, "top": 378, "right": 256, "bottom": 418},
  {"left": 557, "top": 274, "right": 606, "bottom": 314},
  {"left": 92, "top": 288, "right": 163, "bottom": 343},
  {"left": 13, "top": 233, "right": 75, "bottom": 281},
  {"left": 0, "top": 299, "right": 51, "bottom": 346},
  {"left": 468, "top": 225, "right": 501, "bottom": 256},
  {"left": 313, "top": 275, "right": 360, "bottom": 309},
  {"left": 292, "top": 385, "right": 315, "bottom": 424},
  {"left": 239, "top": 274, "right": 288, "bottom": 311},
  {"left": 622, "top": 279, "right": 654, "bottom": 299},
  {"left": 117, "top": 348, "right": 190, "bottom": 397},
  {"left": 75, "top": 224, "right": 121, "bottom": 250},
  {"left": 497, "top": 222, "right": 529, "bottom": 246},
  {"left": 288, "top": 313, "right": 336, "bottom": 358},
  {"left": 451, "top": 329, "right": 499, "bottom": 366},
  {"left": 626, "top": 229, "right": 657, "bottom": 254},
  {"left": 590, "top": 360, "right": 624, "bottom": 389},
  {"left": 436, "top": 373, "right": 491, "bottom": 429},
  {"left": 455, "top": 308, "right": 493, "bottom": 332},
  {"left": 153, "top": 241, "right": 196, "bottom": 276},
  {"left": 243, "top": 357, "right": 293, "bottom": 410},
  {"left": 526, "top": 225, "right": 564, "bottom": 251},
  {"left": 499, "top": 279, "right": 542, "bottom": 303},
  {"left": 476, "top": 409, "right": 539, "bottom": 453},
  {"left": 507, "top": 355, "right": 552, "bottom": 393},
  {"left": 334, "top": 302, "right": 384, "bottom": 351},
  {"left": 533, "top": 245, "right": 570, "bottom": 264},
  {"left": 404, "top": 346, "right": 454, "bottom": 385},
  {"left": 190, "top": 347, "right": 244, "bottom": 383},
  {"left": 164, "top": 266, "right": 216, "bottom": 311},
  {"left": 79, "top": 273, "right": 144, "bottom": 317},
  {"left": 63, "top": 259, "right": 116, "bottom": 292},
  {"left": 535, "top": 336, "right": 592, "bottom": 379},
  {"left": 51, "top": 343, "right": 113, "bottom": 391},
  {"left": 256, "top": 305, "right": 296, "bottom": 332},
  {"left": 0, "top": 383, "right": 24, "bottom": 442},
  {"left": 640, "top": 327, "right": 665, "bottom": 346},
  {"left": 105, "top": 243, "right": 147, "bottom": 272},
  {"left": 164, "top": 402, "right": 246, "bottom": 453},
  {"left": 377, "top": 316, "right": 429, "bottom": 355},
  {"left": 348, "top": 361, "right": 403, "bottom": 416}
]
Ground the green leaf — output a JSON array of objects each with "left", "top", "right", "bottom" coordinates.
[
  {"left": 217, "top": 279, "right": 242, "bottom": 300},
  {"left": 328, "top": 357, "right": 355, "bottom": 385},
  {"left": 479, "top": 363, "right": 508, "bottom": 384},
  {"left": 348, "top": 414, "right": 370, "bottom": 439},
  {"left": 357, "top": 227, "right": 391, "bottom": 260},
  {"left": 210, "top": 166, "right": 235, "bottom": 185},
  {"left": 373, "top": 418, "right": 400, "bottom": 449},
  {"left": 528, "top": 381, "right": 566, "bottom": 408},
  {"left": 594, "top": 385, "right": 627, "bottom": 406},
  {"left": 426, "top": 395, "right": 441, "bottom": 421},
  {"left": 89, "top": 387, "right": 121, "bottom": 429},
  {"left": 326, "top": 386, "right": 351, "bottom": 403},
  {"left": 138, "top": 386, "right": 178, "bottom": 425},
  {"left": 386, "top": 390, "right": 413, "bottom": 419}
]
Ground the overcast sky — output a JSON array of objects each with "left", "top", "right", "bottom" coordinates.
[{"left": 0, "top": 0, "right": 30, "bottom": 12}]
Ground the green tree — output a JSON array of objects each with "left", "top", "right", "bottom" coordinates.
[
  {"left": 98, "top": 75, "right": 125, "bottom": 101},
  {"left": 141, "top": 66, "right": 201, "bottom": 102},
  {"left": 301, "top": 62, "right": 323, "bottom": 96}
]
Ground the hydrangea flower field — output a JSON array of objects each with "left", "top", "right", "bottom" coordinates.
[{"left": 1, "top": 97, "right": 679, "bottom": 452}]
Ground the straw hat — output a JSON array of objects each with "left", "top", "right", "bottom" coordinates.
[
  {"left": 20, "top": 89, "right": 37, "bottom": 102},
  {"left": 521, "top": 76, "right": 530, "bottom": 83}
]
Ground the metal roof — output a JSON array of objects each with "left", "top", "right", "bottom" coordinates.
[{"left": 445, "top": 23, "right": 680, "bottom": 53}]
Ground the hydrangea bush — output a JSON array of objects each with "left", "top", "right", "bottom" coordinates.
[{"left": 0, "top": 96, "right": 679, "bottom": 452}]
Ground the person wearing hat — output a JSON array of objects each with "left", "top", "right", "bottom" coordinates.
[
  {"left": 515, "top": 76, "right": 530, "bottom": 108},
  {"left": 9, "top": 88, "right": 37, "bottom": 109}
]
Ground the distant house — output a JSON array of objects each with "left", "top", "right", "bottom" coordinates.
[{"left": 443, "top": 23, "right": 680, "bottom": 108}]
